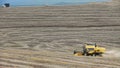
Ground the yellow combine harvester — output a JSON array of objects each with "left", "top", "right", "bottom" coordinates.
[{"left": 74, "top": 43, "right": 106, "bottom": 56}]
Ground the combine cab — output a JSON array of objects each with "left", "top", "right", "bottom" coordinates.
[{"left": 74, "top": 43, "right": 106, "bottom": 56}]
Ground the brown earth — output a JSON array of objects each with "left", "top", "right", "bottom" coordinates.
[{"left": 0, "top": 0, "right": 120, "bottom": 68}]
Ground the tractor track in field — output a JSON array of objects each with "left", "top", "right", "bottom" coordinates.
[
  {"left": 0, "top": 48, "right": 120, "bottom": 68},
  {"left": 0, "top": 25, "right": 120, "bottom": 29},
  {"left": 0, "top": 54, "right": 120, "bottom": 68}
]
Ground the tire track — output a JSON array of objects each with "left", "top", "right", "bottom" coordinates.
[
  {"left": 0, "top": 25, "right": 120, "bottom": 29},
  {"left": 0, "top": 58, "right": 48, "bottom": 68}
]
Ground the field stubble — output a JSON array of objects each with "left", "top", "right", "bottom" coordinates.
[{"left": 0, "top": 1, "right": 120, "bottom": 68}]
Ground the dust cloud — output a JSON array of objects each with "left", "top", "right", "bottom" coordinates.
[{"left": 104, "top": 50, "right": 120, "bottom": 58}]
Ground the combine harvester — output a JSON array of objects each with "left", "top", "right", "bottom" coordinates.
[{"left": 74, "top": 43, "right": 106, "bottom": 57}]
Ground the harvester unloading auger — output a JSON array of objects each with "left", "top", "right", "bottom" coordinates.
[{"left": 74, "top": 43, "right": 106, "bottom": 56}]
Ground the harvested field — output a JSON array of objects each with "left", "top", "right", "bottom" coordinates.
[{"left": 0, "top": 0, "right": 120, "bottom": 68}]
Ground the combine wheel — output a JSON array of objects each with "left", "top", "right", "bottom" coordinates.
[
  {"left": 84, "top": 53, "right": 89, "bottom": 56},
  {"left": 99, "top": 54, "right": 103, "bottom": 57},
  {"left": 93, "top": 54, "right": 96, "bottom": 56}
]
